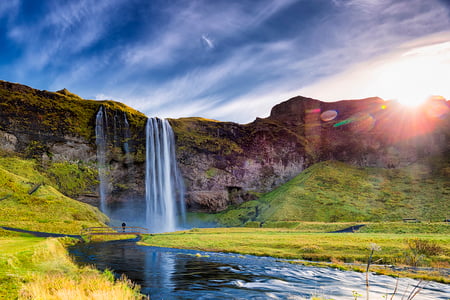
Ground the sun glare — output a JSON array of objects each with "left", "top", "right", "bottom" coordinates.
[{"left": 373, "top": 41, "right": 450, "bottom": 107}]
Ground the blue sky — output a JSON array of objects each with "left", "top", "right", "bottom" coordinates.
[{"left": 1, "top": 0, "right": 450, "bottom": 123}]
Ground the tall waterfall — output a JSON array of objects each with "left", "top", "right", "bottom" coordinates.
[
  {"left": 145, "top": 118, "right": 185, "bottom": 233},
  {"left": 95, "top": 106, "right": 108, "bottom": 213}
]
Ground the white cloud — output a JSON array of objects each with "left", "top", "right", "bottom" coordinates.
[
  {"left": 6, "top": 0, "right": 450, "bottom": 124},
  {"left": 99, "top": 0, "right": 450, "bottom": 122},
  {"left": 201, "top": 35, "right": 214, "bottom": 49},
  {"left": 8, "top": 0, "right": 127, "bottom": 72},
  {"left": 121, "top": 0, "right": 298, "bottom": 69},
  {"left": 300, "top": 32, "right": 450, "bottom": 104}
]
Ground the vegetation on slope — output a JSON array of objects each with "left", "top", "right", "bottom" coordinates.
[
  {"left": 0, "top": 80, "right": 146, "bottom": 148},
  {"left": 216, "top": 160, "right": 450, "bottom": 226},
  {"left": 0, "top": 154, "right": 146, "bottom": 298},
  {"left": 0, "top": 155, "right": 108, "bottom": 234},
  {"left": 169, "top": 117, "right": 244, "bottom": 155}
]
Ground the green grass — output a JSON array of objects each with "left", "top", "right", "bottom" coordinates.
[
  {"left": 0, "top": 81, "right": 146, "bottom": 141},
  {"left": 0, "top": 154, "right": 145, "bottom": 298},
  {"left": 140, "top": 227, "right": 450, "bottom": 283},
  {"left": 0, "top": 156, "right": 108, "bottom": 234},
  {"left": 46, "top": 161, "right": 98, "bottom": 198},
  {"left": 215, "top": 160, "right": 450, "bottom": 226},
  {"left": 169, "top": 117, "right": 244, "bottom": 155},
  {"left": 0, "top": 237, "right": 144, "bottom": 299}
]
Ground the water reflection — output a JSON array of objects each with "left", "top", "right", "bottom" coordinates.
[{"left": 69, "top": 241, "right": 449, "bottom": 300}]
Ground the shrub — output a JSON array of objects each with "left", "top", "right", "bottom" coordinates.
[{"left": 407, "top": 238, "right": 443, "bottom": 256}]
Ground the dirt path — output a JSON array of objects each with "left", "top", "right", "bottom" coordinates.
[
  {"left": 328, "top": 224, "right": 366, "bottom": 233},
  {"left": 0, "top": 226, "right": 82, "bottom": 239}
]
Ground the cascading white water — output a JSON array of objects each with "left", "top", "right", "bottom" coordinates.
[
  {"left": 145, "top": 118, "right": 185, "bottom": 233},
  {"left": 123, "top": 113, "right": 132, "bottom": 164},
  {"left": 95, "top": 106, "right": 108, "bottom": 213}
]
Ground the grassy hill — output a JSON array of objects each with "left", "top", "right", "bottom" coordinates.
[
  {"left": 216, "top": 160, "right": 450, "bottom": 226},
  {"left": 0, "top": 155, "right": 108, "bottom": 234}
]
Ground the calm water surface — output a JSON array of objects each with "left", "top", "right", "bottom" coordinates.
[{"left": 69, "top": 240, "right": 449, "bottom": 299}]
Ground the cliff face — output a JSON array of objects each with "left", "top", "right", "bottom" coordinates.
[
  {"left": 171, "top": 96, "right": 450, "bottom": 212},
  {"left": 1, "top": 81, "right": 448, "bottom": 213},
  {"left": 0, "top": 81, "right": 147, "bottom": 205}
]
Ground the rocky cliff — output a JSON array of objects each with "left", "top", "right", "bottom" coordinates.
[
  {"left": 1, "top": 81, "right": 448, "bottom": 213},
  {"left": 170, "top": 96, "right": 449, "bottom": 212},
  {"left": 0, "top": 80, "right": 147, "bottom": 205}
]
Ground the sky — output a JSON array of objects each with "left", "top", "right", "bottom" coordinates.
[{"left": 1, "top": 0, "right": 450, "bottom": 123}]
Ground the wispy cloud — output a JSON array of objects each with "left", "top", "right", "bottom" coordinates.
[
  {"left": 121, "top": 0, "right": 298, "bottom": 69},
  {"left": 201, "top": 35, "right": 214, "bottom": 49},
  {"left": 7, "top": 0, "right": 127, "bottom": 74},
  {"left": 300, "top": 32, "right": 450, "bottom": 103},
  {"left": 120, "top": 0, "right": 450, "bottom": 122},
  {"left": 2, "top": 0, "right": 450, "bottom": 123}
]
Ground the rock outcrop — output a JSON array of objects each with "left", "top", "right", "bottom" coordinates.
[
  {"left": 0, "top": 80, "right": 147, "bottom": 205},
  {"left": 171, "top": 96, "right": 449, "bottom": 212},
  {"left": 1, "top": 81, "right": 448, "bottom": 213}
]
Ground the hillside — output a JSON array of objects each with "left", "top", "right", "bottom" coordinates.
[
  {"left": 0, "top": 80, "right": 449, "bottom": 215},
  {"left": 216, "top": 160, "right": 450, "bottom": 226},
  {"left": 171, "top": 96, "right": 450, "bottom": 213},
  {"left": 0, "top": 80, "right": 147, "bottom": 205},
  {"left": 0, "top": 155, "right": 108, "bottom": 234}
]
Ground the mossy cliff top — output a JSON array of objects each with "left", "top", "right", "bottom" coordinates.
[{"left": 0, "top": 80, "right": 147, "bottom": 143}]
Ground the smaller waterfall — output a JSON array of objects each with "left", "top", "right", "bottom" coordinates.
[
  {"left": 95, "top": 106, "right": 108, "bottom": 213},
  {"left": 123, "top": 113, "right": 132, "bottom": 164},
  {"left": 145, "top": 118, "right": 185, "bottom": 233}
]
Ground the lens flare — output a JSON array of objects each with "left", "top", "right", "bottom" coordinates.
[{"left": 320, "top": 110, "right": 338, "bottom": 121}]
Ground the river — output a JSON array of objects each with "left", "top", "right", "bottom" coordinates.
[{"left": 69, "top": 240, "right": 449, "bottom": 299}]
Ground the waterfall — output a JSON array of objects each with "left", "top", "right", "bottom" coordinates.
[
  {"left": 123, "top": 112, "right": 132, "bottom": 164},
  {"left": 95, "top": 106, "right": 108, "bottom": 213},
  {"left": 145, "top": 118, "right": 185, "bottom": 233}
]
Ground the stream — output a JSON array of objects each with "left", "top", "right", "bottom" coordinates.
[{"left": 69, "top": 240, "right": 449, "bottom": 299}]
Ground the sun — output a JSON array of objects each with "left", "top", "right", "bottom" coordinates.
[
  {"left": 372, "top": 42, "right": 450, "bottom": 107},
  {"left": 374, "top": 59, "right": 434, "bottom": 107}
]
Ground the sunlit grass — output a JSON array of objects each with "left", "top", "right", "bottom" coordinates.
[
  {"left": 215, "top": 160, "right": 450, "bottom": 226},
  {"left": 0, "top": 156, "right": 108, "bottom": 235},
  {"left": 0, "top": 237, "right": 145, "bottom": 299}
]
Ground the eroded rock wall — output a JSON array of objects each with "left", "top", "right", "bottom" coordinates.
[
  {"left": 171, "top": 96, "right": 449, "bottom": 212},
  {"left": 0, "top": 81, "right": 147, "bottom": 206}
]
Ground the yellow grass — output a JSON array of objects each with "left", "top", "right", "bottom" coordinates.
[{"left": 0, "top": 237, "right": 145, "bottom": 299}]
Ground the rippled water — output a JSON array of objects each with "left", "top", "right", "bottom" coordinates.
[{"left": 69, "top": 241, "right": 449, "bottom": 299}]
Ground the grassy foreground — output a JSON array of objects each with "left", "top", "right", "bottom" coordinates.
[
  {"left": 0, "top": 235, "right": 145, "bottom": 299},
  {"left": 140, "top": 226, "right": 450, "bottom": 283},
  {"left": 0, "top": 154, "right": 145, "bottom": 298}
]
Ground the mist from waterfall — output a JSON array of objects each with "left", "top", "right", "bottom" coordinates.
[
  {"left": 145, "top": 118, "right": 186, "bottom": 233},
  {"left": 95, "top": 106, "right": 108, "bottom": 213}
]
